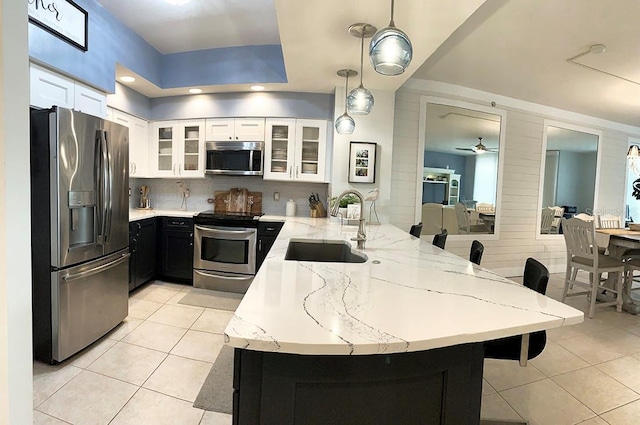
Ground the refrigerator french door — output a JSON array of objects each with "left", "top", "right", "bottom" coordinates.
[{"left": 30, "top": 106, "right": 130, "bottom": 363}]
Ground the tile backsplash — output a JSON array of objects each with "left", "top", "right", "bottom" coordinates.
[{"left": 130, "top": 176, "right": 329, "bottom": 217}]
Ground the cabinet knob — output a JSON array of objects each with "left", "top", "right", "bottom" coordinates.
[{"left": 229, "top": 136, "right": 232, "bottom": 140}]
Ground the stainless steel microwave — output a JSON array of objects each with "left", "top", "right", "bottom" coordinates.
[{"left": 205, "top": 141, "right": 263, "bottom": 176}]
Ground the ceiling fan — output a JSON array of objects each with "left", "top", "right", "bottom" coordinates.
[{"left": 455, "top": 137, "right": 498, "bottom": 154}]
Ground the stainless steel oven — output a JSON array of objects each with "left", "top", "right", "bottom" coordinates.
[{"left": 193, "top": 223, "right": 257, "bottom": 293}]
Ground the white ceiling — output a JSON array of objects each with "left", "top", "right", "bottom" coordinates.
[
  {"left": 98, "top": 0, "right": 640, "bottom": 128},
  {"left": 97, "top": 0, "right": 280, "bottom": 54},
  {"left": 97, "top": 0, "right": 485, "bottom": 97},
  {"left": 412, "top": 0, "right": 640, "bottom": 128}
]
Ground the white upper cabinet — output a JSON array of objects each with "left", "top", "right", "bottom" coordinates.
[
  {"left": 107, "top": 108, "right": 149, "bottom": 177},
  {"left": 264, "top": 119, "right": 296, "bottom": 180},
  {"left": 30, "top": 63, "right": 107, "bottom": 118},
  {"left": 264, "top": 118, "right": 328, "bottom": 183},
  {"left": 74, "top": 84, "right": 107, "bottom": 118},
  {"left": 149, "top": 120, "right": 206, "bottom": 178},
  {"left": 205, "top": 118, "right": 265, "bottom": 141}
]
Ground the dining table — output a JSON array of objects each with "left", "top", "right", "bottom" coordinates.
[{"left": 596, "top": 228, "right": 640, "bottom": 315}]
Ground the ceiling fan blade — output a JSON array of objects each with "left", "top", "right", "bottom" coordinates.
[{"left": 455, "top": 147, "right": 475, "bottom": 152}]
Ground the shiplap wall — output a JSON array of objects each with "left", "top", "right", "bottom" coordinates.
[{"left": 391, "top": 85, "right": 636, "bottom": 276}]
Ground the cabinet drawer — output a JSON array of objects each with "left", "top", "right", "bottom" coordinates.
[
  {"left": 162, "top": 217, "right": 193, "bottom": 229},
  {"left": 258, "top": 221, "right": 283, "bottom": 236}
]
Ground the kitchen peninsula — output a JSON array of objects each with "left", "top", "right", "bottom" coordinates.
[{"left": 225, "top": 218, "right": 583, "bottom": 424}]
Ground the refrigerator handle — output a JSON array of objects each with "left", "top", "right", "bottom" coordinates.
[
  {"left": 103, "top": 130, "right": 113, "bottom": 244},
  {"left": 95, "top": 131, "right": 105, "bottom": 244},
  {"left": 62, "top": 252, "right": 130, "bottom": 282}
]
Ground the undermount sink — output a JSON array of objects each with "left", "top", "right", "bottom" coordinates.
[{"left": 284, "top": 239, "right": 368, "bottom": 263}]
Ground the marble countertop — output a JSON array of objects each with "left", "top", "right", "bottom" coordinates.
[
  {"left": 224, "top": 217, "right": 584, "bottom": 356},
  {"left": 129, "top": 209, "right": 199, "bottom": 221}
]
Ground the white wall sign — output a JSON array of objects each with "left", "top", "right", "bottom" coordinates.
[{"left": 28, "top": 0, "right": 88, "bottom": 51}]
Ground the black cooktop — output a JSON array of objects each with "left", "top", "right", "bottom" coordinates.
[{"left": 195, "top": 210, "right": 262, "bottom": 227}]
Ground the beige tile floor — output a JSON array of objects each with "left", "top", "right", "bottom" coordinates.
[
  {"left": 33, "top": 274, "right": 640, "bottom": 424},
  {"left": 33, "top": 281, "right": 233, "bottom": 425}
]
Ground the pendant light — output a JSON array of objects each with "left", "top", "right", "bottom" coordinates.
[
  {"left": 369, "top": 0, "right": 412, "bottom": 76},
  {"left": 335, "top": 69, "right": 358, "bottom": 134},
  {"left": 347, "top": 23, "right": 376, "bottom": 115}
]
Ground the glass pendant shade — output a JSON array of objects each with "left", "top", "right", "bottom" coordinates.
[
  {"left": 628, "top": 145, "right": 640, "bottom": 157},
  {"left": 335, "top": 68, "right": 357, "bottom": 135},
  {"left": 369, "top": 0, "right": 412, "bottom": 76},
  {"left": 369, "top": 26, "right": 412, "bottom": 76},
  {"left": 347, "top": 23, "right": 376, "bottom": 116},
  {"left": 335, "top": 112, "right": 355, "bottom": 134},
  {"left": 347, "top": 85, "right": 374, "bottom": 115}
]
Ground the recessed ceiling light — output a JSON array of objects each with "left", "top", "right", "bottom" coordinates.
[
  {"left": 120, "top": 76, "right": 135, "bottom": 83},
  {"left": 188, "top": 88, "right": 202, "bottom": 94},
  {"left": 250, "top": 85, "right": 265, "bottom": 91},
  {"left": 166, "top": 0, "right": 191, "bottom": 5}
]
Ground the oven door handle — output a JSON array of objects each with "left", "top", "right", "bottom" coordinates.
[
  {"left": 195, "top": 225, "right": 257, "bottom": 237},
  {"left": 194, "top": 269, "right": 254, "bottom": 281}
]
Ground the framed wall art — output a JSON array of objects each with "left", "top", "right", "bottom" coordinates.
[
  {"left": 28, "top": 0, "right": 88, "bottom": 51},
  {"left": 349, "top": 141, "right": 376, "bottom": 183}
]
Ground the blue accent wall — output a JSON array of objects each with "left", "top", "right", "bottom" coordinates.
[
  {"left": 161, "top": 45, "right": 287, "bottom": 88},
  {"left": 29, "top": 0, "right": 162, "bottom": 93},
  {"left": 424, "top": 151, "right": 467, "bottom": 172},
  {"left": 150, "top": 92, "right": 335, "bottom": 121},
  {"left": 424, "top": 151, "right": 473, "bottom": 201},
  {"left": 28, "top": 0, "right": 288, "bottom": 93}
]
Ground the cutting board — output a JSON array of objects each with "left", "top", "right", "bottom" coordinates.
[{"left": 214, "top": 189, "right": 262, "bottom": 215}]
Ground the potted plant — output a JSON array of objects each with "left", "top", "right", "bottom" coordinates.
[{"left": 330, "top": 194, "right": 360, "bottom": 218}]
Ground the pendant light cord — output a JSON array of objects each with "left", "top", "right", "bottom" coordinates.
[
  {"left": 389, "top": 0, "right": 396, "bottom": 27},
  {"left": 359, "top": 31, "right": 365, "bottom": 87},
  {"left": 344, "top": 73, "right": 350, "bottom": 113}
]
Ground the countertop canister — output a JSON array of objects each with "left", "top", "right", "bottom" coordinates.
[{"left": 285, "top": 199, "right": 296, "bottom": 217}]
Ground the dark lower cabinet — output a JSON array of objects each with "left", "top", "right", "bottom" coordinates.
[
  {"left": 158, "top": 217, "right": 194, "bottom": 282},
  {"left": 257, "top": 221, "right": 283, "bottom": 271},
  {"left": 233, "top": 343, "right": 484, "bottom": 425},
  {"left": 129, "top": 218, "right": 157, "bottom": 292}
]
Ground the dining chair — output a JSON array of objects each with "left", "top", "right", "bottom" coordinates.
[
  {"left": 476, "top": 203, "right": 495, "bottom": 213},
  {"left": 574, "top": 212, "right": 594, "bottom": 221},
  {"left": 432, "top": 229, "right": 448, "bottom": 249},
  {"left": 597, "top": 214, "right": 622, "bottom": 229},
  {"left": 454, "top": 203, "right": 486, "bottom": 234},
  {"left": 561, "top": 217, "right": 625, "bottom": 318},
  {"left": 469, "top": 240, "right": 484, "bottom": 265},
  {"left": 540, "top": 208, "right": 555, "bottom": 234},
  {"left": 409, "top": 222, "right": 423, "bottom": 238},
  {"left": 597, "top": 214, "right": 640, "bottom": 294},
  {"left": 548, "top": 206, "right": 564, "bottom": 233}
]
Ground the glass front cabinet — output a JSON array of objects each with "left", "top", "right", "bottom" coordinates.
[
  {"left": 150, "top": 120, "right": 205, "bottom": 178},
  {"left": 264, "top": 118, "right": 327, "bottom": 182}
]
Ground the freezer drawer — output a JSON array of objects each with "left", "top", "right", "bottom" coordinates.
[{"left": 51, "top": 249, "right": 129, "bottom": 362}]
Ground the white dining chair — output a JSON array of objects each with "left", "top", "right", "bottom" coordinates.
[
  {"left": 454, "top": 202, "right": 486, "bottom": 234},
  {"left": 540, "top": 208, "right": 555, "bottom": 234},
  {"left": 548, "top": 206, "right": 564, "bottom": 233},
  {"left": 561, "top": 217, "right": 625, "bottom": 318},
  {"left": 597, "top": 214, "right": 622, "bottom": 229},
  {"left": 574, "top": 213, "right": 595, "bottom": 221}
]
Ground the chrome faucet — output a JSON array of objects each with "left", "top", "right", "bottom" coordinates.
[{"left": 330, "top": 189, "right": 366, "bottom": 249}]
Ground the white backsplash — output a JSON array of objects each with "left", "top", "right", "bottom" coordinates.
[{"left": 130, "top": 176, "right": 329, "bottom": 217}]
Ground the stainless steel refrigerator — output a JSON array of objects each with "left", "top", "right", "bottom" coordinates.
[{"left": 30, "top": 106, "right": 130, "bottom": 363}]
